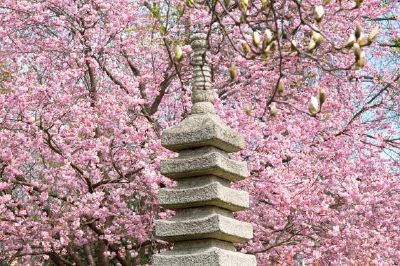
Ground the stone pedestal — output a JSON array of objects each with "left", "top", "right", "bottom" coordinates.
[{"left": 153, "top": 33, "right": 256, "bottom": 266}]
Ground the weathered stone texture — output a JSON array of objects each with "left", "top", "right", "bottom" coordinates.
[
  {"left": 158, "top": 176, "right": 249, "bottom": 211},
  {"left": 160, "top": 147, "right": 249, "bottom": 181},
  {"left": 155, "top": 207, "right": 253, "bottom": 243}
]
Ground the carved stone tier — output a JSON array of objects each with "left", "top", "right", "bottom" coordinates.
[
  {"left": 161, "top": 147, "right": 249, "bottom": 181},
  {"left": 161, "top": 113, "right": 245, "bottom": 152},
  {"left": 155, "top": 207, "right": 253, "bottom": 243},
  {"left": 158, "top": 176, "right": 249, "bottom": 211}
]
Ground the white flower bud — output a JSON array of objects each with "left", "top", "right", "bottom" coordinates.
[
  {"left": 174, "top": 45, "right": 183, "bottom": 62},
  {"left": 353, "top": 43, "right": 361, "bottom": 59},
  {"left": 229, "top": 64, "right": 237, "bottom": 80},
  {"left": 264, "top": 41, "right": 276, "bottom": 55},
  {"left": 269, "top": 41, "right": 276, "bottom": 53},
  {"left": 290, "top": 40, "right": 299, "bottom": 55},
  {"left": 358, "top": 33, "right": 368, "bottom": 47},
  {"left": 345, "top": 34, "right": 356, "bottom": 49},
  {"left": 308, "top": 39, "right": 317, "bottom": 52},
  {"left": 314, "top": 6, "right": 325, "bottom": 23},
  {"left": 308, "top": 96, "right": 320, "bottom": 115},
  {"left": 277, "top": 80, "right": 284, "bottom": 95},
  {"left": 355, "top": 51, "right": 366, "bottom": 69},
  {"left": 319, "top": 88, "right": 326, "bottom": 104},
  {"left": 253, "top": 31, "right": 261, "bottom": 47},
  {"left": 312, "top": 31, "right": 324, "bottom": 45},
  {"left": 270, "top": 103, "right": 278, "bottom": 117},
  {"left": 264, "top": 29, "right": 273, "bottom": 43},
  {"left": 241, "top": 40, "right": 251, "bottom": 55},
  {"left": 368, "top": 26, "right": 379, "bottom": 44},
  {"left": 355, "top": 23, "right": 363, "bottom": 39},
  {"left": 290, "top": 40, "right": 297, "bottom": 50}
]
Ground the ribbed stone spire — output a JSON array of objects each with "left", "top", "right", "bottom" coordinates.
[
  {"left": 153, "top": 32, "right": 256, "bottom": 266},
  {"left": 190, "top": 32, "right": 215, "bottom": 115}
]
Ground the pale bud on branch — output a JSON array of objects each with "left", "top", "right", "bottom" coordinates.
[
  {"left": 319, "top": 88, "right": 326, "bottom": 105},
  {"left": 314, "top": 6, "right": 325, "bottom": 23},
  {"left": 308, "top": 39, "right": 317, "bottom": 52},
  {"left": 308, "top": 96, "right": 320, "bottom": 115},
  {"left": 355, "top": 23, "right": 363, "bottom": 39},
  {"left": 353, "top": 43, "right": 361, "bottom": 60},
  {"left": 355, "top": 51, "right": 366, "bottom": 69},
  {"left": 345, "top": 35, "right": 356, "bottom": 49},
  {"left": 174, "top": 45, "right": 183, "bottom": 63},
  {"left": 241, "top": 40, "right": 251, "bottom": 55},
  {"left": 358, "top": 33, "right": 368, "bottom": 47},
  {"left": 277, "top": 80, "right": 285, "bottom": 95},
  {"left": 270, "top": 103, "right": 278, "bottom": 117},
  {"left": 312, "top": 31, "right": 324, "bottom": 45},
  {"left": 368, "top": 26, "right": 379, "bottom": 44},
  {"left": 253, "top": 31, "right": 261, "bottom": 47},
  {"left": 240, "top": 0, "right": 248, "bottom": 11},
  {"left": 229, "top": 64, "right": 237, "bottom": 81},
  {"left": 264, "top": 29, "right": 273, "bottom": 44},
  {"left": 290, "top": 40, "right": 299, "bottom": 56}
]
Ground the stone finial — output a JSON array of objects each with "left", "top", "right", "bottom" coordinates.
[
  {"left": 190, "top": 32, "right": 215, "bottom": 114},
  {"left": 153, "top": 32, "right": 256, "bottom": 266}
]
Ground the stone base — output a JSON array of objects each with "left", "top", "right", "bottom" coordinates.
[{"left": 153, "top": 247, "right": 257, "bottom": 266}]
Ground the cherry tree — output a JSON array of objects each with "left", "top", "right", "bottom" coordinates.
[{"left": 0, "top": 0, "right": 399, "bottom": 265}]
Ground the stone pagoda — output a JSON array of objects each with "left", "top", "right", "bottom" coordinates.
[{"left": 153, "top": 32, "right": 256, "bottom": 266}]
